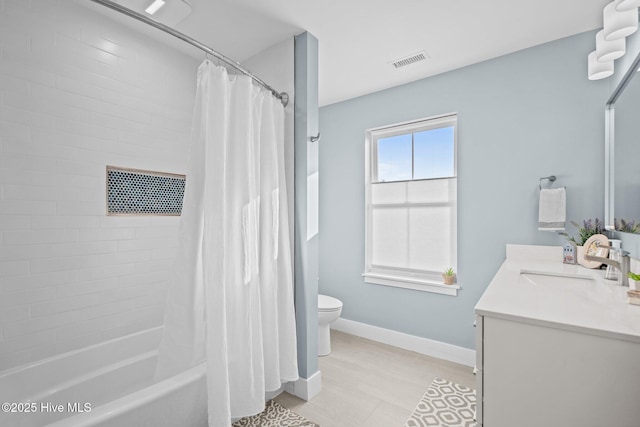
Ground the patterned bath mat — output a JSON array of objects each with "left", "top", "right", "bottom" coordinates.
[
  {"left": 404, "top": 378, "right": 476, "bottom": 427},
  {"left": 232, "top": 400, "right": 319, "bottom": 427}
]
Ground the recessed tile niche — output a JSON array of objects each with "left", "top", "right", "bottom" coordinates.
[{"left": 106, "top": 166, "right": 186, "bottom": 216}]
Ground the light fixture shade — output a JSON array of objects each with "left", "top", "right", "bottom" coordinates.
[
  {"left": 596, "top": 29, "right": 626, "bottom": 62},
  {"left": 588, "top": 51, "right": 614, "bottom": 80},
  {"left": 615, "top": 0, "right": 640, "bottom": 11},
  {"left": 603, "top": 1, "right": 638, "bottom": 40}
]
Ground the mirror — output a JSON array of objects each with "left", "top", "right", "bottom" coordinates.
[{"left": 606, "top": 50, "right": 640, "bottom": 234}]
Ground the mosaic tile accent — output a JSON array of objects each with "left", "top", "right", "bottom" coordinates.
[{"left": 107, "top": 166, "right": 185, "bottom": 216}]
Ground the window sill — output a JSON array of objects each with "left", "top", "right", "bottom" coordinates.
[{"left": 362, "top": 272, "right": 459, "bottom": 296}]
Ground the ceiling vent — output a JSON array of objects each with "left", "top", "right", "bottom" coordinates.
[
  {"left": 114, "top": 0, "right": 193, "bottom": 26},
  {"left": 390, "top": 51, "right": 429, "bottom": 69}
]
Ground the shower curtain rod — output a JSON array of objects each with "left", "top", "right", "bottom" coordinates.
[{"left": 88, "top": 0, "right": 289, "bottom": 106}]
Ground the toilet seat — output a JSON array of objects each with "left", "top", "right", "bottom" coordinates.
[{"left": 318, "top": 294, "right": 343, "bottom": 312}]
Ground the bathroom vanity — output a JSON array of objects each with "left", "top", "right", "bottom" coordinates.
[{"left": 475, "top": 245, "right": 640, "bottom": 427}]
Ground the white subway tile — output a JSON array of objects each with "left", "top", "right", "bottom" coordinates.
[
  {"left": 55, "top": 116, "right": 118, "bottom": 141},
  {"left": 0, "top": 74, "right": 29, "bottom": 96},
  {"left": 0, "top": 153, "right": 57, "bottom": 173},
  {"left": 145, "top": 216, "right": 182, "bottom": 228},
  {"left": 0, "top": 105, "right": 55, "bottom": 130},
  {"left": 29, "top": 82, "right": 105, "bottom": 115},
  {"left": 31, "top": 293, "right": 102, "bottom": 318},
  {"left": 101, "top": 249, "right": 150, "bottom": 266},
  {"left": 0, "top": 200, "right": 56, "bottom": 215},
  {"left": 30, "top": 254, "right": 103, "bottom": 274},
  {"left": 55, "top": 159, "right": 104, "bottom": 177},
  {"left": 79, "top": 228, "right": 135, "bottom": 242},
  {"left": 0, "top": 215, "right": 29, "bottom": 230},
  {"left": 99, "top": 216, "right": 150, "bottom": 228},
  {"left": 30, "top": 172, "right": 102, "bottom": 191},
  {"left": 0, "top": 26, "right": 29, "bottom": 54},
  {"left": 56, "top": 278, "right": 118, "bottom": 299},
  {"left": 79, "top": 33, "right": 137, "bottom": 61},
  {"left": 151, "top": 246, "right": 178, "bottom": 261},
  {"left": 3, "top": 138, "right": 78, "bottom": 162},
  {"left": 3, "top": 184, "right": 99, "bottom": 202},
  {"left": 134, "top": 260, "right": 172, "bottom": 274},
  {"left": 1, "top": 270, "right": 77, "bottom": 292},
  {"left": 99, "top": 283, "right": 164, "bottom": 305},
  {"left": 51, "top": 241, "right": 118, "bottom": 257},
  {"left": 0, "top": 53, "right": 56, "bottom": 88},
  {"left": 0, "top": 169, "right": 31, "bottom": 186},
  {"left": 135, "top": 226, "right": 179, "bottom": 240},
  {"left": 0, "top": 286, "right": 56, "bottom": 309},
  {"left": 54, "top": 32, "right": 119, "bottom": 67},
  {"left": 0, "top": 260, "right": 29, "bottom": 277},
  {"left": 0, "top": 244, "right": 54, "bottom": 262},
  {"left": 3, "top": 229, "right": 78, "bottom": 246},
  {"left": 2, "top": 90, "right": 79, "bottom": 122},
  {"left": 55, "top": 200, "right": 103, "bottom": 216},
  {"left": 0, "top": 0, "right": 196, "bottom": 367},
  {"left": 2, "top": 298, "right": 130, "bottom": 339},
  {"left": 117, "top": 238, "right": 175, "bottom": 252},
  {"left": 30, "top": 215, "right": 99, "bottom": 230},
  {"left": 0, "top": 119, "right": 30, "bottom": 140},
  {"left": 0, "top": 329, "right": 57, "bottom": 355},
  {"left": 76, "top": 263, "right": 135, "bottom": 282},
  {"left": 0, "top": 306, "right": 29, "bottom": 323}
]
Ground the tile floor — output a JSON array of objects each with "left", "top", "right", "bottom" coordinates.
[{"left": 275, "top": 330, "right": 475, "bottom": 427}]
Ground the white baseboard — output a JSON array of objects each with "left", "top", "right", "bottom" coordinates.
[
  {"left": 284, "top": 370, "right": 322, "bottom": 401},
  {"left": 332, "top": 318, "right": 475, "bottom": 367}
]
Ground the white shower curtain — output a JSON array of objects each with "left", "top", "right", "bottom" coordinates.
[{"left": 155, "top": 60, "right": 299, "bottom": 427}]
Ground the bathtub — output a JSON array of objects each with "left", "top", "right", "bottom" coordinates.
[{"left": 0, "top": 327, "right": 208, "bottom": 427}]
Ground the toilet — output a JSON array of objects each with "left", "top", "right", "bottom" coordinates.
[{"left": 318, "top": 294, "right": 343, "bottom": 356}]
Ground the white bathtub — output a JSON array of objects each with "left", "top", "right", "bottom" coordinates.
[{"left": 0, "top": 327, "right": 208, "bottom": 427}]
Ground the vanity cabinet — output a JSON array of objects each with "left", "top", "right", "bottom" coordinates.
[
  {"left": 475, "top": 245, "right": 640, "bottom": 427},
  {"left": 475, "top": 313, "right": 640, "bottom": 427}
]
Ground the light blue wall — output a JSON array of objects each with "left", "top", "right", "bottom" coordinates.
[
  {"left": 294, "top": 32, "right": 319, "bottom": 377},
  {"left": 318, "top": 31, "right": 610, "bottom": 350}
]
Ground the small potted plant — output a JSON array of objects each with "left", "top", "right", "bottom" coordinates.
[
  {"left": 559, "top": 219, "right": 606, "bottom": 265},
  {"left": 443, "top": 267, "right": 456, "bottom": 285},
  {"left": 615, "top": 218, "right": 639, "bottom": 234},
  {"left": 628, "top": 272, "right": 640, "bottom": 291},
  {"left": 559, "top": 218, "right": 606, "bottom": 246}
]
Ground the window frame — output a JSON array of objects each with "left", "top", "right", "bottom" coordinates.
[{"left": 363, "top": 113, "right": 459, "bottom": 296}]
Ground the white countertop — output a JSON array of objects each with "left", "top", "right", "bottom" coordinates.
[{"left": 475, "top": 244, "right": 640, "bottom": 343}]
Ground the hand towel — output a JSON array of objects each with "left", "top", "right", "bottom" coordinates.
[{"left": 538, "top": 187, "right": 566, "bottom": 231}]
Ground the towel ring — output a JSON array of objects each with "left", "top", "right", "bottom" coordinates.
[{"left": 539, "top": 175, "right": 556, "bottom": 190}]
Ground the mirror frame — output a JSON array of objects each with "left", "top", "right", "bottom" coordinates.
[{"left": 605, "top": 49, "right": 640, "bottom": 231}]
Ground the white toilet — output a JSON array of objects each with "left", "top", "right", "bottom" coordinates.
[{"left": 318, "top": 294, "right": 343, "bottom": 356}]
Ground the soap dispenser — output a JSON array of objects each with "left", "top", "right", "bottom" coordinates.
[{"left": 605, "top": 239, "right": 622, "bottom": 281}]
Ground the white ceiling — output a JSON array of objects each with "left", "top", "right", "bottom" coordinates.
[{"left": 168, "top": 0, "right": 611, "bottom": 106}]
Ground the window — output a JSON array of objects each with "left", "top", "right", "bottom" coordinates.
[{"left": 364, "top": 114, "right": 458, "bottom": 296}]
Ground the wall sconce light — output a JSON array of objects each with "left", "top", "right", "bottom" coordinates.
[
  {"left": 596, "top": 29, "right": 626, "bottom": 61},
  {"left": 588, "top": 51, "right": 615, "bottom": 80},
  {"left": 615, "top": 0, "right": 640, "bottom": 12},
  {"left": 603, "top": 1, "right": 638, "bottom": 40},
  {"left": 589, "top": 1, "right": 639, "bottom": 80}
]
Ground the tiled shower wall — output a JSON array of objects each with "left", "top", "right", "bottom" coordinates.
[{"left": 0, "top": 0, "right": 199, "bottom": 370}]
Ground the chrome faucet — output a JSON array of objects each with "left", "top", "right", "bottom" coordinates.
[{"left": 583, "top": 243, "right": 630, "bottom": 286}]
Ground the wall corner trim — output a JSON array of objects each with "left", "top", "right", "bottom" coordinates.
[
  {"left": 332, "top": 318, "right": 476, "bottom": 367},
  {"left": 284, "top": 370, "right": 322, "bottom": 401}
]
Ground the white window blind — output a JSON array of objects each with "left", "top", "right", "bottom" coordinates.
[{"left": 364, "top": 114, "right": 458, "bottom": 295}]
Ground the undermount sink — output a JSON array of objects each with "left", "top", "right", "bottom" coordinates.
[{"left": 519, "top": 270, "right": 595, "bottom": 287}]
